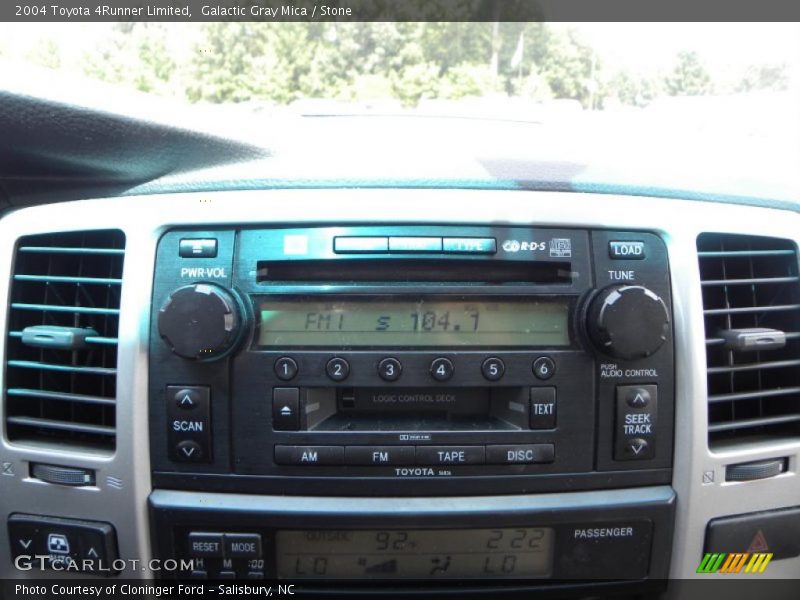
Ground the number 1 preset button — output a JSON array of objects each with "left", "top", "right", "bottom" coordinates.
[{"left": 274, "top": 356, "right": 298, "bottom": 381}]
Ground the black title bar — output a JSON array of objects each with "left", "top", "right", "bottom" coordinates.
[{"left": 4, "top": 0, "right": 800, "bottom": 22}]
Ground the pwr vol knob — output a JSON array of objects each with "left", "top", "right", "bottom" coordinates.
[
  {"left": 158, "top": 283, "right": 242, "bottom": 360},
  {"left": 587, "top": 285, "right": 669, "bottom": 360}
]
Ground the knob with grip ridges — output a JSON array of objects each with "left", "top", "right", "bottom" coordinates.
[
  {"left": 587, "top": 285, "right": 669, "bottom": 359},
  {"left": 158, "top": 283, "right": 242, "bottom": 360}
]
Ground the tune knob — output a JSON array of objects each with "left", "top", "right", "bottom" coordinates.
[
  {"left": 158, "top": 283, "right": 242, "bottom": 360},
  {"left": 587, "top": 285, "right": 669, "bottom": 360}
]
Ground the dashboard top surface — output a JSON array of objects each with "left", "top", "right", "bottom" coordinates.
[{"left": 0, "top": 86, "right": 798, "bottom": 212}]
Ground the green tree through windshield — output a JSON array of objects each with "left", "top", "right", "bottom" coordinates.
[{"left": 5, "top": 22, "right": 793, "bottom": 108}]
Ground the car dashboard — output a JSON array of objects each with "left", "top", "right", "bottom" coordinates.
[{"left": 1, "top": 186, "right": 800, "bottom": 597}]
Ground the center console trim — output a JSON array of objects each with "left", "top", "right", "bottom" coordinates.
[{"left": 1, "top": 189, "right": 799, "bottom": 582}]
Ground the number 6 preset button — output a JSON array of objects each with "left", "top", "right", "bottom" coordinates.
[{"left": 377, "top": 357, "right": 402, "bottom": 381}]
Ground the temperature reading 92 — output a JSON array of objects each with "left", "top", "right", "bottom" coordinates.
[{"left": 276, "top": 528, "right": 554, "bottom": 579}]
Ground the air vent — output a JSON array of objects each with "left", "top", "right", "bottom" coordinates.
[
  {"left": 698, "top": 233, "right": 800, "bottom": 446},
  {"left": 4, "top": 230, "right": 125, "bottom": 451}
]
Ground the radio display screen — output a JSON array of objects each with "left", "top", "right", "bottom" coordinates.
[
  {"left": 257, "top": 298, "right": 570, "bottom": 347},
  {"left": 275, "top": 528, "right": 554, "bottom": 579}
]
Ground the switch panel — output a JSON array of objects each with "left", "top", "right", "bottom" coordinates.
[{"left": 8, "top": 514, "right": 118, "bottom": 576}]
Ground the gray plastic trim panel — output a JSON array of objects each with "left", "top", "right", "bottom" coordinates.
[{"left": 0, "top": 188, "right": 798, "bottom": 581}]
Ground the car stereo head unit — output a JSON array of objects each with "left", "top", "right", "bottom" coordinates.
[{"left": 149, "top": 225, "right": 674, "bottom": 496}]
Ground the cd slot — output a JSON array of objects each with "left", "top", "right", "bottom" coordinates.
[
  {"left": 256, "top": 259, "right": 572, "bottom": 284},
  {"left": 304, "top": 387, "right": 529, "bottom": 432}
]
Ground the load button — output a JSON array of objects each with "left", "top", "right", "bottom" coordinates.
[{"left": 609, "top": 241, "right": 645, "bottom": 260}]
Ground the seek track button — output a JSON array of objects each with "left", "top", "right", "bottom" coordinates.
[{"left": 623, "top": 438, "right": 651, "bottom": 459}]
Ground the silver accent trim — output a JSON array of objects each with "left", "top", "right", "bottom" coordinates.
[
  {"left": 150, "top": 485, "right": 675, "bottom": 514},
  {"left": 0, "top": 188, "right": 798, "bottom": 579}
]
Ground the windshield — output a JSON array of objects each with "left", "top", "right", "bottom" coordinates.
[{"left": 1, "top": 22, "right": 798, "bottom": 198}]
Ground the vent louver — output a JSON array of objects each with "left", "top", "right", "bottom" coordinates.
[
  {"left": 4, "top": 230, "right": 125, "bottom": 451},
  {"left": 698, "top": 233, "right": 800, "bottom": 446}
]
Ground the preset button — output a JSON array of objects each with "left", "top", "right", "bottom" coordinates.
[
  {"left": 533, "top": 356, "right": 556, "bottom": 380},
  {"left": 274, "top": 357, "right": 298, "bottom": 381},
  {"left": 430, "top": 357, "right": 454, "bottom": 381},
  {"left": 377, "top": 357, "right": 402, "bottom": 381},
  {"left": 326, "top": 357, "right": 350, "bottom": 382},
  {"left": 481, "top": 357, "right": 505, "bottom": 381}
]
